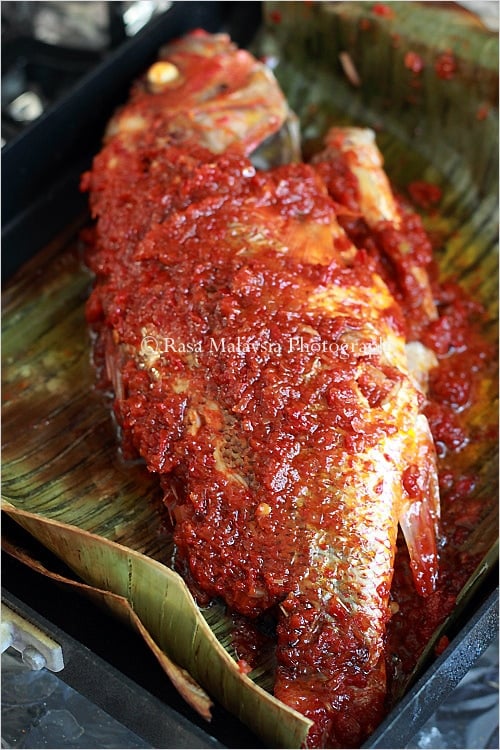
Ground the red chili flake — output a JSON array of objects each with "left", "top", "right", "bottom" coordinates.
[
  {"left": 360, "top": 18, "right": 372, "bottom": 31},
  {"left": 372, "top": 3, "right": 395, "bottom": 18},
  {"left": 476, "top": 103, "right": 491, "bottom": 121},
  {"left": 269, "top": 9, "right": 281, "bottom": 24},
  {"left": 454, "top": 475, "right": 477, "bottom": 497},
  {"left": 404, "top": 51, "right": 424, "bottom": 74},
  {"left": 402, "top": 465, "right": 423, "bottom": 498},
  {"left": 434, "top": 635, "right": 449, "bottom": 656},
  {"left": 435, "top": 50, "right": 457, "bottom": 80},
  {"left": 407, "top": 181, "right": 442, "bottom": 210},
  {"left": 236, "top": 659, "right": 252, "bottom": 675}
]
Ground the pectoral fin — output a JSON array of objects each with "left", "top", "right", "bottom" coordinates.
[{"left": 399, "top": 414, "right": 440, "bottom": 597}]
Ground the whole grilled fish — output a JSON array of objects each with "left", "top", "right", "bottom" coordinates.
[{"left": 83, "top": 31, "right": 440, "bottom": 749}]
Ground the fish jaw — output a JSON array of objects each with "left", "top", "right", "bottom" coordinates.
[{"left": 105, "top": 30, "right": 292, "bottom": 157}]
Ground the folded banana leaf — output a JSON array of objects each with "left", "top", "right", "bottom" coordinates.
[
  {"left": 1, "top": 232, "right": 312, "bottom": 748},
  {"left": 2, "top": 3, "right": 498, "bottom": 748}
]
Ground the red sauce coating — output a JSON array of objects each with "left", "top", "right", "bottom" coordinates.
[
  {"left": 372, "top": 3, "right": 395, "bottom": 19},
  {"left": 83, "top": 94, "right": 497, "bottom": 746},
  {"left": 407, "top": 181, "right": 442, "bottom": 210},
  {"left": 302, "top": 156, "right": 497, "bottom": 729},
  {"left": 435, "top": 50, "right": 458, "bottom": 80},
  {"left": 404, "top": 51, "right": 425, "bottom": 74},
  {"left": 476, "top": 103, "right": 491, "bottom": 121}
]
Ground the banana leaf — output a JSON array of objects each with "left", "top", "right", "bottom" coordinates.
[
  {"left": 260, "top": 1, "right": 498, "bottom": 315},
  {"left": 2, "top": 3, "right": 498, "bottom": 748}
]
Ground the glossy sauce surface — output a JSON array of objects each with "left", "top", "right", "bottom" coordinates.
[{"left": 83, "top": 41, "right": 497, "bottom": 744}]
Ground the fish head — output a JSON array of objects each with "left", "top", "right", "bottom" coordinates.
[{"left": 105, "top": 30, "right": 296, "bottom": 160}]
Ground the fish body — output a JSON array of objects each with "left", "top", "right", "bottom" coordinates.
[{"left": 83, "top": 31, "right": 439, "bottom": 749}]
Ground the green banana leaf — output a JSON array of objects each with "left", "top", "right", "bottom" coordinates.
[
  {"left": 260, "top": 1, "right": 498, "bottom": 316},
  {"left": 2, "top": 3, "right": 498, "bottom": 748}
]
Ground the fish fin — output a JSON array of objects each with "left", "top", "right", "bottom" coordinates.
[
  {"left": 399, "top": 414, "right": 440, "bottom": 597},
  {"left": 322, "top": 127, "right": 401, "bottom": 227}
]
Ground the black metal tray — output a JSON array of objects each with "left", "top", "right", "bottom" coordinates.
[{"left": 2, "top": 3, "right": 498, "bottom": 748}]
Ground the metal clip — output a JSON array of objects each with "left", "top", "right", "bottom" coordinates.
[{"left": 1, "top": 602, "right": 64, "bottom": 672}]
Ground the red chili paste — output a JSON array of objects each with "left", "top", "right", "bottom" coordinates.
[
  {"left": 435, "top": 50, "right": 458, "bottom": 80},
  {"left": 372, "top": 3, "right": 395, "bottom": 19},
  {"left": 188, "top": 157, "right": 495, "bottom": 719},
  {"left": 407, "top": 181, "right": 442, "bottom": 210},
  {"left": 83, "top": 118, "right": 497, "bottom": 746}
]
